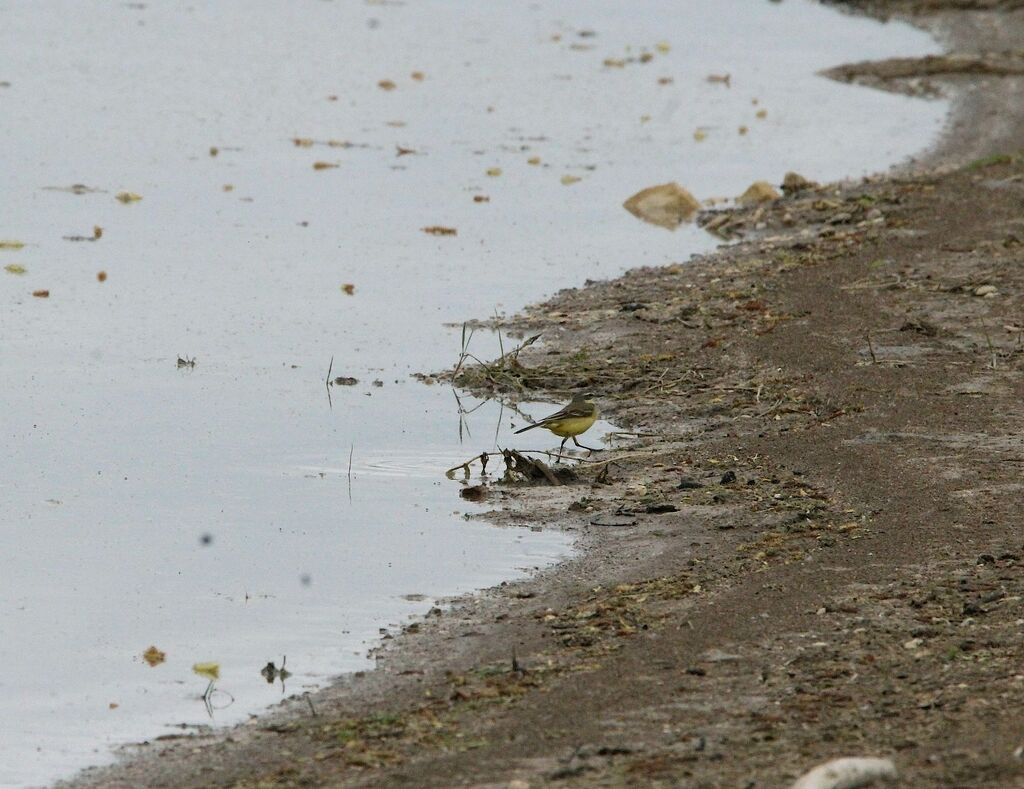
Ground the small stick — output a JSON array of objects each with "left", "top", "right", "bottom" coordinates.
[
  {"left": 982, "top": 322, "right": 998, "bottom": 370},
  {"left": 325, "top": 355, "right": 334, "bottom": 409},
  {"left": 865, "top": 331, "right": 877, "bottom": 364},
  {"left": 347, "top": 444, "right": 354, "bottom": 502},
  {"left": 304, "top": 693, "right": 318, "bottom": 717}
]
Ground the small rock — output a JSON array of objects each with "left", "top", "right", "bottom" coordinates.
[
  {"left": 678, "top": 477, "right": 704, "bottom": 489},
  {"left": 737, "top": 180, "right": 780, "bottom": 206},
  {"left": 460, "top": 485, "right": 488, "bottom": 502},
  {"left": 974, "top": 284, "right": 998, "bottom": 297},
  {"left": 790, "top": 757, "right": 897, "bottom": 789},
  {"left": 623, "top": 182, "right": 701, "bottom": 229},
  {"left": 720, "top": 470, "right": 737, "bottom": 485},
  {"left": 903, "top": 638, "right": 924, "bottom": 650},
  {"left": 781, "top": 171, "right": 818, "bottom": 195},
  {"left": 645, "top": 503, "right": 679, "bottom": 514}
]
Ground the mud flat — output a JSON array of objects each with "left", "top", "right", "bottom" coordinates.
[{"left": 67, "top": 1, "right": 1024, "bottom": 787}]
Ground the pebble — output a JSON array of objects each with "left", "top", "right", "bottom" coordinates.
[
  {"left": 974, "top": 284, "right": 998, "bottom": 297},
  {"left": 790, "top": 757, "right": 897, "bottom": 789}
]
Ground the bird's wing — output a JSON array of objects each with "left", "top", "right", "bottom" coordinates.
[{"left": 537, "top": 403, "right": 592, "bottom": 423}]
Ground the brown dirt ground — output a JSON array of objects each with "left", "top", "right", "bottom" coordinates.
[{"left": 68, "top": 2, "right": 1024, "bottom": 788}]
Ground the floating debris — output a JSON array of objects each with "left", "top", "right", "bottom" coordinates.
[
  {"left": 561, "top": 174, "right": 582, "bottom": 185},
  {"left": 142, "top": 646, "right": 166, "bottom": 667},
  {"left": 192, "top": 662, "right": 220, "bottom": 680},
  {"left": 63, "top": 226, "right": 103, "bottom": 242},
  {"left": 333, "top": 376, "right": 358, "bottom": 386},
  {"left": 486, "top": 167, "right": 502, "bottom": 177},
  {"left": 0, "top": 240, "right": 25, "bottom": 250},
  {"left": 378, "top": 79, "right": 397, "bottom": 91},
  {"left": 706, "top": 73, "right": 731, "bottom": 86},
  {"left": 341, "top": 283, "right": 355, "bottom": 295},
  {"left": 4, "top": 264, "right": 26, "bottom": 275},
  {"left": 312, "top": 161, "right": 339, "bottom": 170},
  {"left": 97, "top": 270, "right": 107, "bottom": 282},
  {"left": 32, "top": 289, "right": 50, "bottom": 298},
  {"left": 422, "top": 225, "right": 457, "bottom": 236},
  {"left": 42, "top": 184, "right": 103, "bottom": 194},
  {"left": 115, "top": 191, "right": 142, "bottom": 203}
]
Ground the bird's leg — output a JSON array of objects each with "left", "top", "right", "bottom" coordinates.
[
  {"left": 558, "top": 436, "right": 569, "bottom": 458},
  {"left": 573, "top": 436, "right": 600, "bottom": 452}
]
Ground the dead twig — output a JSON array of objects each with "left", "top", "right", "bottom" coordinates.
[{"left": 866, "top": 331, "right": 877, "bottom": 364}]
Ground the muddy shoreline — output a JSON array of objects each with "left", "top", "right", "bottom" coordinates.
[{"left": 68, "top": 2, "right": 1024, "bottom": 787}]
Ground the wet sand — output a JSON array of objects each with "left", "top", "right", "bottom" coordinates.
[{"left": 67, "top": 1, "right": 1024, "bottom": 786}]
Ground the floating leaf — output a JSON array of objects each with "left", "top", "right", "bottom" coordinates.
[
  {"left": 0, "top": 240, "right": 25, "bottom": 250},
  {"left": 341, "top": 283, "right": 355, "bottom": 295},
  {"left": 486, "top": 167, "right": 502, "bottom": 177},
  {"left": 527, "top": 156, "right": 541, "bottom": 165},
  {"left": 209, "top": 146, "right": 219, "bottom": 156},
  {"left": 312, "top": 161, "right": 339, "bottom": 170},
  {"left": 473, "top": 195, "right": 490, "bottom": 203},
  {"left": 4, "top": 264, "right": 26, "bottom": 275},
  {"left": 655, "top": 41, "right": 671, "bottom": 54},
  {"left": 292, "top": 137, "right": 315, "bottom": 147},
  {"left": 561, "top": 174, "right": 581, "bottom": 185},
  {"left": 410, "top": 71, "right": 425, "bottom": 81},
  {"left": 32, "top": 289, "right": 50, "bottom": 298},
  {"left": 693, "top": 129, "right": 707, "bottom": 142},
  {"left": 378, "top": 79, "right": 396, "bottom": 91},
  {"left": 115, "top": 191, "right": 142, "bottom": 204},
  {"left": 756, "top": 109, "right": 768, "bottom": 119},
  {"left": 142, "top": 646, "right": 166, "bottom": 666},
  {"left": 422, "top": 226, "right": 457, "bottom": 236},
  {"left": 97, "top": 270, "right": 107, "bottom": 282},
  {"left": 192, "top": 662, "right": 220, "bottom": 679}
]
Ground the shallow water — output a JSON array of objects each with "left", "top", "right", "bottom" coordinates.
[{"left": 0, "top": 1, "right": 946, "bottom": 785}]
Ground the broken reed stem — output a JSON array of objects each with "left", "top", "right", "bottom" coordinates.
[{"left": 444, "top": 448, "right": 662, "bottom": 477}]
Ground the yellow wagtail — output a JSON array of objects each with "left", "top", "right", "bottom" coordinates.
[{"left": 514, "top": 394, "right": 600, "bottom": 453}]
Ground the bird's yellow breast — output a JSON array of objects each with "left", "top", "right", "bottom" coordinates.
[{"left": 543, "top": 415, "right": 597, "bottom": 438}]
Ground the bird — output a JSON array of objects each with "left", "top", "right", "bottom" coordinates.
[{"left": 514, "top": 394, "right": 600, "bottom": 454}]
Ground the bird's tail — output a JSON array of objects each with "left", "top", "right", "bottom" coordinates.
[{"left": 514, "top": 423, "right": 539, "bottom": 434}]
